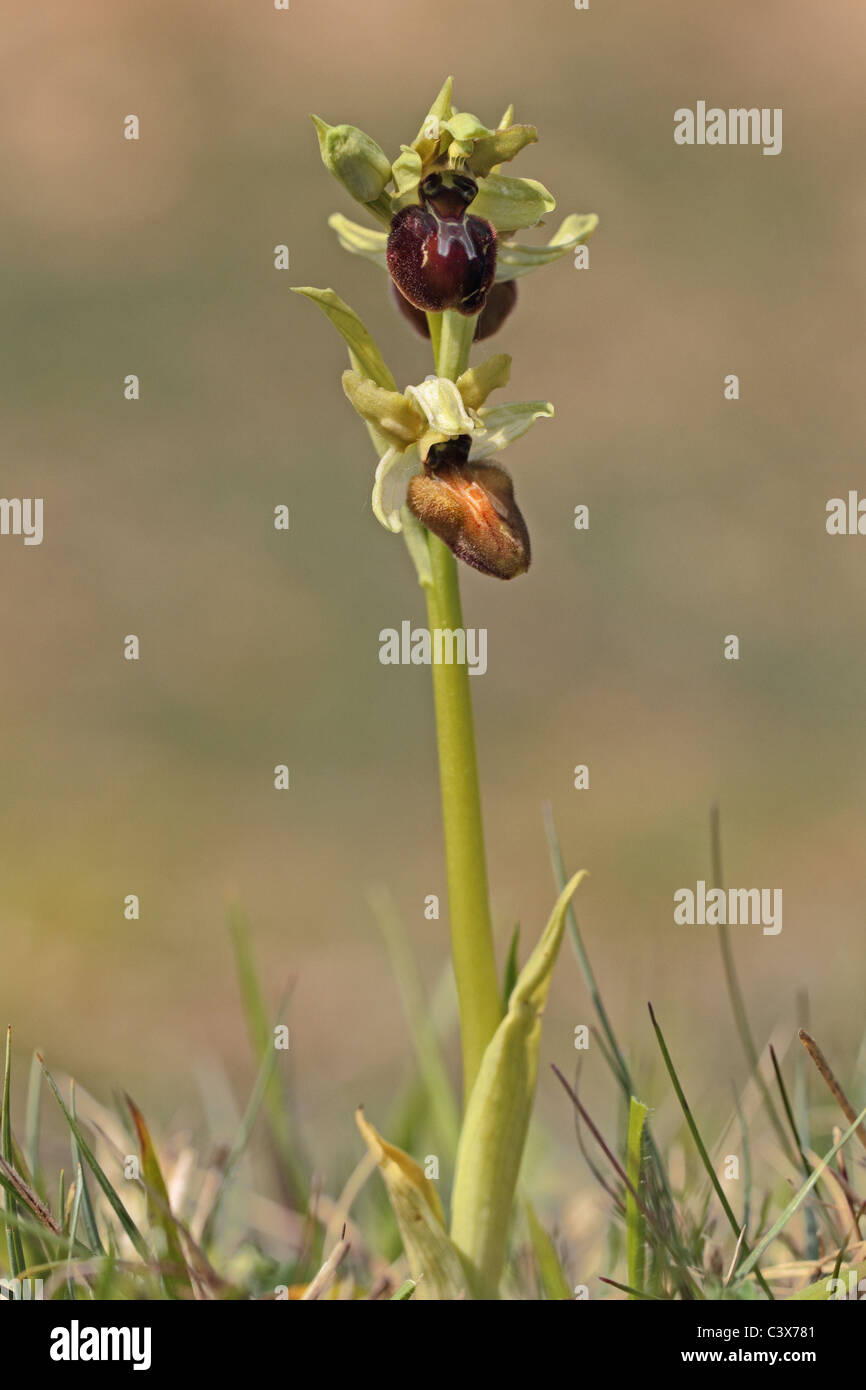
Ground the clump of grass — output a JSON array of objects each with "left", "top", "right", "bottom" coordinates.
[{"left": 2, "top": 810, "right": 863, "bottom": 1300}]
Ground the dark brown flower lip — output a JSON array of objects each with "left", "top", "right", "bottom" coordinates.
[
  {"left": 391, "top": 280, "right": 518, "bottom": 341},
  {"left": 407, "top": 437, "right": 530, "bottom": 581},
  {"left": 386, "top": 172, "right": 497, "bottom": 316}
]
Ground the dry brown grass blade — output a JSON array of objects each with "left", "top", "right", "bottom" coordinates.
[
  {"left": 798, "top": 1029, "right": 866, "bottom": 1153},
  {"left": 0, "top": 1154, "right": 62, "bottom": 1236},
  {"left": 300, "top": 1231, "right": 351, "bottom": 1300}
]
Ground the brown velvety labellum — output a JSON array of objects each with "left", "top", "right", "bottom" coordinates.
[
  {"left": 387, "top": 172, "right": 497, "bottom": 316},
  {"left": 407, "top": 437, "right": 530, "bottom": 581},
  {"left": 392, "top": 279, "right": 518, "bottom": 341}
]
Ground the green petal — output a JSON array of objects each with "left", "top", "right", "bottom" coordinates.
[
  {"left": 456, "top": 354, "right": 512, "bottom": 411},
  {"left": 292, "top": 287, "right": 396, "bottom": 390},
  {"left": 391, "top": 144, "right": 423, "bottom": 200},
  {"left": 442, "top": 112, "right": 496, "bottom": 144},
  {"left": 496, "top": 212, "right": 599, "bottom": 281},
  {"left": 311, "top": 116, "right": 392, "bottom": 206},
  {"left": 467, "top": 126, "right": 537, "bottom": 179},
  {"left": 327, "top": 213, "right": 388, "bottom": 270},
  {"left": 471, "top": 173, "right": 556, "bottom": 232},
  {"left": 450, "top": 871, "right": 588, "bottom": 1292},
  {"left": 469, "top": 401, "right": 554, "bottom": 458},
  {"left": 342, "top": 369, "right": 422, "bottom": 449}
]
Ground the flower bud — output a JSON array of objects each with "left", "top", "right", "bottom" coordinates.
[
  {"left": 387, "top": 172, "right": 497, "bottom": 316},
  {"left": 311, "top": 116, "right": 392, "bottom": 205},
  {"left": 407, "top": 436, "right": 530, "bottom": 580},
  {"left": 391, "top": 280, "right": 518, "bottom": 341}
]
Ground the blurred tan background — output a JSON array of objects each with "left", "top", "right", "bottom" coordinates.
[{"left": 2, "top": 0, "right": 865, "bottom": 1198}]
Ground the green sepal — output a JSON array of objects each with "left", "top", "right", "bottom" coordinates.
[
  {"left": 327, "top": 213, "right": 388, "bottom": 269},
  {"left": 341, "top": 370, "right": 422, "bottom": 449},
  {"left": 497, "top": 213, "right": 599, "bottom": 281},
  {"left": 470, "top": 173, "right": 556, "bottom": 232}
]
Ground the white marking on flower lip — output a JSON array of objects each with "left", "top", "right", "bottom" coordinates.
[{"left": 433, "top": 213, "right": 477, "bottom": 260}]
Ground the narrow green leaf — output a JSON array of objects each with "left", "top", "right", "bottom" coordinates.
[
  {"left": 450, "top": 871, "right": 587, "bottom": 1293},
  {"left": 200, "top": 1013, "right": 283, "bottom": 1246},
  {"left": 648, "top": 1004, "right": 773, "bottom": 1300},
  {"left": 127, "top": 1096, "right": 193, "bottom": 1299},
  {"left": 2, "top": 1027, "right": 26, "bottom": 1277},
  {"left": 625, "top": 1097, "right": 648, "bottom": 1299},
  {"left": 70, "top": 1082, "right": 103, "bottom": 1255},
  {"left": 524, "top": 1200, "right": 571, "bottom": 1300},
  {"left": 229, "top": 907, "right": 309, "bottom": 1208}
]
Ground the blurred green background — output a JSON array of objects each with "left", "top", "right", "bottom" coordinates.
[{"left": 2, "top": 0, "right": 864, "bottom": 1221}]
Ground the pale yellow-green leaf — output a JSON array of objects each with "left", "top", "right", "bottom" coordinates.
[
  {"left": 456, "top": 354, "right": 512, "bottom": 412},
  {"left": 497, "top": 213, "right": 599, "bottom": 281},
  {"left": 450, "top": 870, "right": 587, "bottom": 1292},
  {"left": 356, "top": 1109, "right": 469, "bottom": 1301},
  {"left": 471, "top": 173, "right": 556, "bottom": 232},
  {"left": 292, "top": 288, "right": 396, "bottom": 390}
]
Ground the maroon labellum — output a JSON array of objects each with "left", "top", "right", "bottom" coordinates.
[
  {"left": 391, "top": 279, "right": 517, "bottom": 341},
  {"left": 387, "top": 172, "right": 497, "bottom": 316},
  {"left": 407, "top": 435, "right": 530, "bottom": 581}
]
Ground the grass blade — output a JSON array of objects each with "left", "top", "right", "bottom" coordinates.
[
  {"left": 2, "top": 1027, "right": 26, "bottom": 1277},
  {"left": 38, "top": 1057, "right": 150, "bottom": 1262},
  {"left": 127, "top": 1096, "right": 193, "bottom": 1299},
  {"left": 710, "top": 805, "right": 792, "bottom": 1159},
  {"left": 738, "top": 1100, "right": 866, "bottom": 1279},
  {"left": 524, "top": 1200, "right": 571, "bottom": 1300},
  {"left": 648, "top": 1003, "right": 773, "bottom": 1299},
  {"left": 229, "top": 907, "right": 308, "bottom": 1207},
  {"left": 625, "top": 1097, "right": 648, "bottom": 1299}
]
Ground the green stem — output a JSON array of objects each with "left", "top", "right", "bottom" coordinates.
[{"left": 425, "top": 309, "right": 501, "bottom": 1105}]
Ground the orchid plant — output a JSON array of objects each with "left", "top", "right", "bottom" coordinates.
[{"left": 295, "top": 77, "right": 598, "bottom": 1299}]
